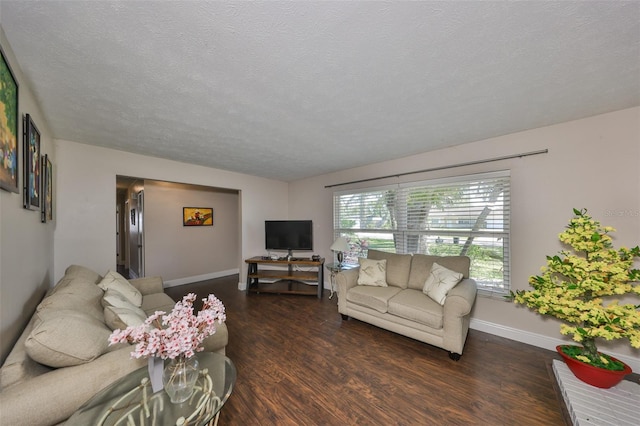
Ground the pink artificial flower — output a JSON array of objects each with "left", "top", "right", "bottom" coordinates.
[{"left": 107, "top": 293, "right": 225, "bottom": 360}]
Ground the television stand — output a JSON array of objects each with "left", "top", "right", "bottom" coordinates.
[{"left": 245, "top": 257, "right": 325, "bottom": 298}]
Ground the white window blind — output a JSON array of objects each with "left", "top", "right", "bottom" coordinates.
[{"left": 333, "top": 171, "right": 511, "bottom": 295}]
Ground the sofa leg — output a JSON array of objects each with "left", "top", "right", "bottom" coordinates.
[
  {"left": 449, "top": 352, "right": 461, "bottom": 361},
  {"left": 341, "top": 314, "right": 349, "bottom": 320}
]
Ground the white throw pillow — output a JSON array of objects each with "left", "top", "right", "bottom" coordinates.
[
  {"left": 104, "top": 305, "right": 147, "bottom": 330},
  {"left": 102, "top": 288, "right": 141, "bottom": 310},
  {"left": 423, "top": 262, "right": 463, "bottom": 305},
  {"left": 357, "top": 258, "right": 388, "bottom": 287},
  {"left": 98, "top": 270, "right": 142, "bottom": 307}
]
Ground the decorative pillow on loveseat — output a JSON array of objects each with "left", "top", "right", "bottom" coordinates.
[
  {"left": 357, "top": 257, "right": 388, "bottom": 287},
  {"left": 423, "top": 262, "right": 463, "bottom": 305},
  {"left": 366, "top": 249, "right": 412, "bottom": 288}
]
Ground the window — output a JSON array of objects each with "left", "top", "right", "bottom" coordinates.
[{"left": 333, "top": 171, "right": 510, "bottom": 295}]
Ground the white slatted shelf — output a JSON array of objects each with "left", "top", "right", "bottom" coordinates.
[{"left": 552, "top": 360, "right": 640, "bottom": 426}]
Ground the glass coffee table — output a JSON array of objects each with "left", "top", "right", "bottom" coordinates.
[{"left": 67, "top": 352, "right": 236, "bottom": 426}]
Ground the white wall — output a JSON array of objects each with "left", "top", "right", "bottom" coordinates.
[
  {"left": 289, "top": 107, "right": 640, "bottom": 368},
  {"left": 143, "top": 180, "right": 240, "bottom": 283},
  {"left": 53, "top": 140, "right": 289, "bottom": 286},
  {"left": 0, "top": 27, "right": 55, "bottom": 361},
  {"left": 2, "top": 15, "right": 638, "bottom": 369}
]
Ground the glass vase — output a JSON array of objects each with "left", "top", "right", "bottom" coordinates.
[
  {"left": 147, "top": 356, "right": 164, "bottom": 392},
  {"left": 162, "top": 355, "right": 199, "bottom": 403}
]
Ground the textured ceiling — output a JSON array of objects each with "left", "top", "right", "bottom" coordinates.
[{"left": 1, "top": 1, "right": 639, "bottom": 182}]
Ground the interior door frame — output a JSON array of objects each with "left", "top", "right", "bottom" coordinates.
[{"left": 136, "top": 190, "right": 145, "bottom": 278}]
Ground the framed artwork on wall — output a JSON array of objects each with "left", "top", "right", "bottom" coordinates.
[
  {"left": 0, "top": 45, "right": 19, "bottom": 193},
  {"left": 23, "top": 114, "right": 41, "bottom": 209},
  {"left": 183, "top": 207, "right": 213, "bottom": 226},
  {"left": 41, "top": 154, "right": 53, "bottom": 223}
]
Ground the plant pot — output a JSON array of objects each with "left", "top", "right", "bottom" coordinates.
[
  {"left": 163, "top": 355, "right": 199, "bottom": 403},
  {"left": 556, "top": 345, "right": 632, "bottom": 389}
]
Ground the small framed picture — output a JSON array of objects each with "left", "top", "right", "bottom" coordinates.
[
  {"left": 183, "top": 207, "right": 213, "bottom": 226},
  {"left": 23, "top": 114, "right": 41, "bottom": 210},
  {"left": 41, "top": 154, "right": 53, "bottom": 223}
]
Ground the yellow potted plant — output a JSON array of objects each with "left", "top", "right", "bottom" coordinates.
[{"left": 511, "top": 208, "right": 640, "bottom": 388}]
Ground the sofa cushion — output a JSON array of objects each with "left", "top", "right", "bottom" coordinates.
[
  {"left": 140, "top": 292, "right": 176, "bottom": 315},
  {"left": 388, "top": 289, "right": 444, "bottom": 329},
  {"left": 407, "top": 254, "right": 470, "bottom": 290},
  {"left": 25, "top": 311, "right": 112, "bottom": 368},
  {"left": 346, "top": 285, "right": 401, "bottom": 313},
  {"left": 357, "top": 257, "right": 388, "bottom": 287},
  {"left": 98, "top": 270, "right": 143, "bottom": 307},
  {"left": 422, "top": 263, "right": 463, "bottom": 305},
  {"left": 367, "top": 249, "right": 412, "bottom": 288},
  {"left": 0, "top": 317, "right": 54, "bottom": 390},
  {"left": 35, "top": 292, "right": 104, "bottom": 324},
  {"left": 48, "top": 276, "right": 104, "bottom": 300},
  {"left": 104, "top": 305, "right": 148, "bottom": 330},
  {"left": 63, "top": 264, "right": 103, "bottom": 283}
]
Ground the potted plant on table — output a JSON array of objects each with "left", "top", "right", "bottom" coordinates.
[
  {"left": 109, "top": 293, "right": 226, "bottom": 402},
  {"left": 511, "top": 208, "right": 640, "bottom": 388}
]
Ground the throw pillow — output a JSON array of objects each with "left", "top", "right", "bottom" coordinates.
[
  {"left": 98, "top": 270, "right": 143, "bottom": 307},
  {"left": 25, "top": 311, "right": 112, "bottom": 368},
  {"left": 104, "top": 305, "right": 147, "bottom": 330},
  {"left": 357, "top": 257, "right": 388, "bottom": 287},
  {"left": 35, "top": 292, "right": 104, "bottom": 323},
  {"left": 423, "top": 262, "right": 463, "bottom": 305},
  {"left": 102, "top": 288, "right": 141, "bottom": 310}
]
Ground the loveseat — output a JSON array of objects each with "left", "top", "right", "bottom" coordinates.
[
  {"left": 336, "top": 250, "right": 477, "bottom": 359},
  {"left": 0, "top": 265, "right": 228, "bottom": 426}
]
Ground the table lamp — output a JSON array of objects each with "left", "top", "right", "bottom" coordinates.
[{"left": 330, "top": 237, "right": 350, "bottom": 266}]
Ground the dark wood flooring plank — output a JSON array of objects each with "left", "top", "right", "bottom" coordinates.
[{"left": 165, "top": 275, "right": 567, "bottom": 425}]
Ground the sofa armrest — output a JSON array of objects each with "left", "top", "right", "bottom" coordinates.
[
  {"left": 129, "top": 276, "right": 164, "bottom": 295},
  {"left": 0, "top": 347, "right": 145, "bottom": 425},
  {"left": 442, "top": 278, "right": 477, "bottom": 355},
  {"left": 336, "top": 268, "right": 359, "bottom": 295},
  {"left": 444, "top": 278, "right": 477, "bottom": 317},
  {"left": 336, "top": 268, "right": 359, "bottom": 314},
  {"left": 200, "top": 322, "right": 229, "bottom": 355}
]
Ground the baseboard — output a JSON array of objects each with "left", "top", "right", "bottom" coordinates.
[
  {"left": 163, "top": 269, "right": 240, "bottom": 288},
  {"left": 470, "top": 319, "right": 640, "bottom": 372}
]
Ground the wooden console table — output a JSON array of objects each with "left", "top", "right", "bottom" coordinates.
[{"left": 245, "top": 257, "right": 325, "bottom": 298}]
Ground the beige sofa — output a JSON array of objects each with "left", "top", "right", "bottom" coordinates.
[
  {"left": 336, "top": 250, "right": 477, "bottom": 359},
  {"left": 0, "top": 265, "right": 228, "bottom": 426}
]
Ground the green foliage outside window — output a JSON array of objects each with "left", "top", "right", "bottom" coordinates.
[{"left": 334, "top": 172, "right": 510, "bottom": 292}]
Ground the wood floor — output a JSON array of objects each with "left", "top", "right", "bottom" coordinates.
[{"left": 166, "top": 275, "right": 567, "bottom": 425}]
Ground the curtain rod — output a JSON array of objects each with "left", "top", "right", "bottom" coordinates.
[{"left": 324, "top": 149, "right": 548, "bottom": 189}]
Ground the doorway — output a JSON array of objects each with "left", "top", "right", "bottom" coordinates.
[
  {"left": 128, "top": 190, "right": 145, "bottom": 279},
  {"left": 116, "top": 177, "right": 145, "bottom": 279},
  {"left": 115, "top": 175, "right": 241, "bottom": 284}
]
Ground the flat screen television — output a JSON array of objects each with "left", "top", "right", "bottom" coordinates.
[{"left": 265, "top": 220, "right": 313, "bottom": 255}]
